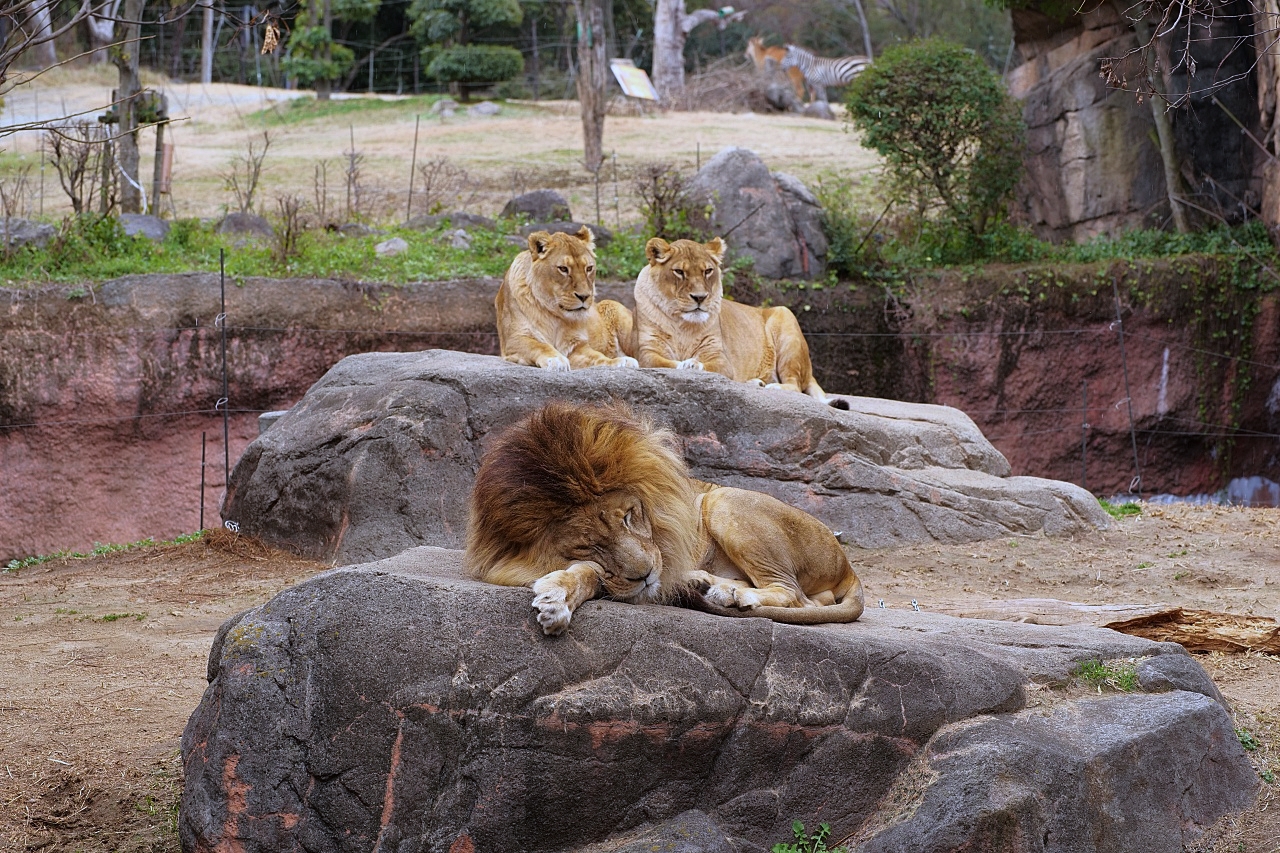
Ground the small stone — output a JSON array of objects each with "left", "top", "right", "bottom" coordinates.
[
  {"left": 501, "top": 189, "right": 572, "bottom": 222},
  {"left": 438, "top": 229, "right": 471, "bottom": 250},
  {"left": 430, "top": 99, "right": 459, "bottom": 115},
  {"left": 375, "top": 237, "right": 409, "bottom": 257},
  {"left": 0, "top": 218, "right": 56, "bottom": 250},
  {"left": 467, "top": 101, "right": 500, "bottom": 117}
]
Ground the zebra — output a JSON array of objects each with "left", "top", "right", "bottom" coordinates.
[{"left": 780, "top": 44, "right": 871, "bottom": 103}]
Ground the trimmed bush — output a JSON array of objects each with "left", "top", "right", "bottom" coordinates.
[
  {"left": 845, "top": 39, "right": 1024, "bottom": 238},
  {"left": 425, "top": 44, "right": 524, "bottom": 95}
]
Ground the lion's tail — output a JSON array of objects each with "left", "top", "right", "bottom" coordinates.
[{"left": 687, "top": 576, "right": 866, "bottom": 625}]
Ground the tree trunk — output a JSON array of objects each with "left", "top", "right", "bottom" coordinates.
[
  {"left": 27, "top": 0, "right": 59, "bottom": 69},
  {"left": 200, "top": 0, "right": 213, "bottom": 83},
  {"left": 572, "top": 0, "right": 608, "bottom": 173},
  {"left": 1254, "top": 0, "right": 1280, "bottom": 242},
  {"left": 851, "top": 0, "right": 873, "bottom": 58},
  {"left": 112, "top": 0, "right": 145, "bottom": 214},
  {"left": 651, "top": 0, "right": 685, "bottom": 103},
  {"left": 317, "top": 0, "right": 333, "bottom": 100},
  {"left": 88, "top": 0, "right": 124, "bottom": 63},
  {"left": 1125, "top": 8, "right": 1189, "bottom": 233}
]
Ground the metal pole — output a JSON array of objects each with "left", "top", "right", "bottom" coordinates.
[
  {"left": 1081, "top": 380, "right": 1088, "bottom": 493},
  {"left": 406, "top": 114, "right": 420, "bottom": 222},
  {"left": 1110, "top": 275, "right": 1143, "bottom": 497},
  {"left": 200, "top": 431, "right": 207, "bottom": 530},
  {"left": 219, "top": 249, "right": 230, "bottom": 497},
  {"left": 612, "top": 150, "right": 619, "bottom": 230}
]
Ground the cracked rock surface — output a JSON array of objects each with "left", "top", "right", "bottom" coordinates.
[
  {"left": 179, "top": 547, "right": 1255, "bottom": 853},
  {"left": 221, "top": 350, "right": 1109, "bottom": 565}
]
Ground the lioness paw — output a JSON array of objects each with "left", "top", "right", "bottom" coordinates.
[
  {"left": 531, "top": 587, "right": 573, "bottom": 635},
  {"left": 612, "top": 356, "right": 640, "bottom": 369},
  {"left": 748, "top": 378, "right": 767, "bottom": 388},
  {"left": 676, "top": 358, "right": 704, "bottom": 371},
  {"left": 734, "top": 588, "right": 763, "bottom": 609},
  {"left": 542, "top": 355, "right": 572, "bottom": 372}
]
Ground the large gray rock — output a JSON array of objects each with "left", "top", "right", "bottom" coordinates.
[
  {"left": 0, "top": 217, "right": 56, "bottom": 250},
  {"left": 179, "top": 547, "right": 1256, "bottom": 853},
  {"left": 501, "top": 189, "right": 572, "bottom": 222},
  {"left": 119, "top": 213, "right": 169, "bottom": 242},
  {"left": 221, "top": 349, "right": 1109, "bottom": 566},
  {"left": 686, "top": 147, "right": 827, "bottom": 279},
  {"left": 519, "top": 220, "right": 615, "bottom": 247}
]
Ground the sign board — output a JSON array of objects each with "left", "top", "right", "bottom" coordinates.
[{"left": 609, "top": 59, "right": 659, "bottom": 101}]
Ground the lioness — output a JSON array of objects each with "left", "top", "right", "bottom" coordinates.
[
  {"left": 496, "top": 226, "right": 637, "bottom": 371},
  {"left": 634, "top": 236, "right": 840, "bottom": 405},
  {"left": 465, "top": 401, "right": 864, "bottom": 636}
]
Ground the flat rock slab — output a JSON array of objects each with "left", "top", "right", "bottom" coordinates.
[
  {"left": 222, "top": 350, "right": 1109, "bottom": 565},
  {"left": 179, "top": 547, "right": 1255, "bottom": 853}
]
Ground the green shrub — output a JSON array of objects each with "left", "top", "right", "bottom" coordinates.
[
  {"left": 845, "top": 39, "right": 1025, "bottom": 240},
  {"left": 426, "top": 45, "right": 524, "bottom": 90},
  {"left": 282, "top": 25, "right": 356, "bottom": 89}
]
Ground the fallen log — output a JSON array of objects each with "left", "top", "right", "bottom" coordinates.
[{"left": 929, "top": 598, "right": 1280, "bottom": 654}]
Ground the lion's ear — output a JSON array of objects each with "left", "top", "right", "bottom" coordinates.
[
  {"left": 528, "top": 231, "right": 553, "bottom": 258},
  {"left": 704, "top": 237, "right": 726, "bottom": 265},
  {"left": 646, "top": 237, "right": 672, "bottom": 266},
  {"left": 575, "top": 225, "right": 596, "bottom": 252}
]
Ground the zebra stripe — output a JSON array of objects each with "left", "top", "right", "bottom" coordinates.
[{"left": 781, "top": 44, "right": 870, "bottom": 91}]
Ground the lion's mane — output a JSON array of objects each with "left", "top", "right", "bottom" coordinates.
[{"left": 464, "top": 402, "right": 702, "bottom": 598}]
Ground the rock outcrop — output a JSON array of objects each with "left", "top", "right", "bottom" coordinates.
[
  {"left": 221, "top": 349, "right": 1108, "bottom": 566},
  {"left": 1009, "top": 3, "right": 1260, "bottom": 241},
  {"left": 179, "top": 546, "right": 1257, "bottom": 853},
  {"left": 686, "top": 147, "right": 827, "bottom": 279}
]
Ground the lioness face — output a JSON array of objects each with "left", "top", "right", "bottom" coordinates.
[
  {"left": 645, "top": 237, "right": 726, "bottom": 325},
  {"left": 529, "top": 227, "right": 598, "bottom": 319},
  {"left": 556, "top": 490, "right": 664, "bottom": 602}
]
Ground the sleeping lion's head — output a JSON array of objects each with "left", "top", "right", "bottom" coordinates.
[
  {"left": 527, "top": 226, "right": 598, "bottom": 319},
  {"left": 464, "top": 401, "right": 701, "bottom": 602},
  {"left": 644, "top": 237, "right": 726, "bottom": 325}
]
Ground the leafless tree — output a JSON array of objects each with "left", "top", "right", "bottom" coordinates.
[
  {"left": 222, "top": 131, "right": 272, "bottom": 215},
  {"left": 46, "top": 122, "right": 115, "bottom": 214},
  {"left": 651, "top": 0, "right": 748, "bottom": 102},
  {"left": 414, "top": 157, "right": 477, "bottom": 216}
]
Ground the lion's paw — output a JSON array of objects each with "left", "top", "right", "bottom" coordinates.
[
  {"left": 703, "top": 582, "right": 740, "bottom": 608},
  {"left": 748, "top": 378, "right": 766, "bottom": 388},
  {"left": 676, "top": 358, "right": 704, "bottom": 371},
  {"left": 764, "top": 381, "right": 784, "bottom": 390},
  {"left": 612, "top": 356, "right": 640, "bottom": 369},
  {"left": 531, "top": 587, "right": 572, "bottom": 635},
  {"left": 733, "top": 588, "right": 763, "bottom": 609},
  {"left": 542, "top": 355, "right": 572, "bottom": 372}
]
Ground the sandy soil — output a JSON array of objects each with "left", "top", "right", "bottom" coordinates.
[
  {"left": 1, "top": 66, "right": 880, "bottom": 225},
  {"left": 0, "top": 508, "right": 1276, "bottom": 852}
]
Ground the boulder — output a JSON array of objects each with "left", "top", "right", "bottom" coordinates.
[
  {"left": 0, "top": 217, "right": 55, "bottom": 250},
  {"left": 119, "top": 213, "right": 169, "bottom": 242},
  {"left": 336, "top": 222, "right": 376, "bottom": 237},
  {"left": 221, "top": 349, "right": 1109, "bottom": 566},
  {"left": 686, "top": 147, "right": 827, "bottom": 279},
  {"left": 439, "top": 228, "right": 471, "bottom": 249},
  {"left": 519, "top": 220, "right": 615, "bottom": 247},
  {"left": 467, "top": 100, "right": 500, "bottom": 117},
  {"left": 430, "top": 98, "right": 459, "bottom": 116},
  {"left": 216, "top": 212, "right": 273, "bottom": 240},
  {"left": 502, "top": 189, "right": 572, "bottom": 222},
  {"left": 375, "top": 236, "right": 408, "bottom": 257},
  {"left": 801, "top": 100, "right": 837, "bottom": 120},
  {"left": 179, "top": 546, "right": 1257, "bottom": 853}
]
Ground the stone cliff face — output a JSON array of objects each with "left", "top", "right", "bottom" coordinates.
[
  {"left": 1009, "top": 1, "right": 1262, "bottom": 241},
  {"left": 3, "top": 270, "right": 1276, "bottom": 559}
]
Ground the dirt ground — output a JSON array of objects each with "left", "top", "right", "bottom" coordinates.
[{"left": 1, "top": 507, "right": 1276, "bottom": 852}]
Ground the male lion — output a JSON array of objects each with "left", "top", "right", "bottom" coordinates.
[
  {"left": 634, "top": 236, "right": 845, "bottom": 407},
  {"left": 465, "top": 402, "right": 864, "bottom": 636},
  {"left": 496, "top": 226, "right": 637, "bottom": 371}
]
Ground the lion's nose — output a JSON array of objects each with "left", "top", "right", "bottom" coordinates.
[
  {"left": 574, "top": 292, "right": 591, "bottom": 304},
  {"left": 691, "top": 293, "right": 707, "bottom": 305}
]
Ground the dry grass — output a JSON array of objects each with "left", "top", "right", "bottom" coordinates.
[{"left": 1, "top": 69, "right": 881, "bottom": 225}]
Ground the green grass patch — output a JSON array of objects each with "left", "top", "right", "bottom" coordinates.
[
  {"left": 4, "top": 531, "right": 204, "bottom": 574},
  {"left": 772, "top": 821, "right": 847, "bottom": 853},
  {"left": 250, "top": 94, "right": 442, "bottom": 126},
  {"left": 0, "top": 215, "right": 648, "bottom": 287},
  {"left": 96, "top": 612, "right": 147, "bottom": 623},
  {"left": 1099, "top": 499, "right": 1142, "bottom": 519},
  {"left": 1074, "top": 659, "right": 1139, "bottom": 693}
]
